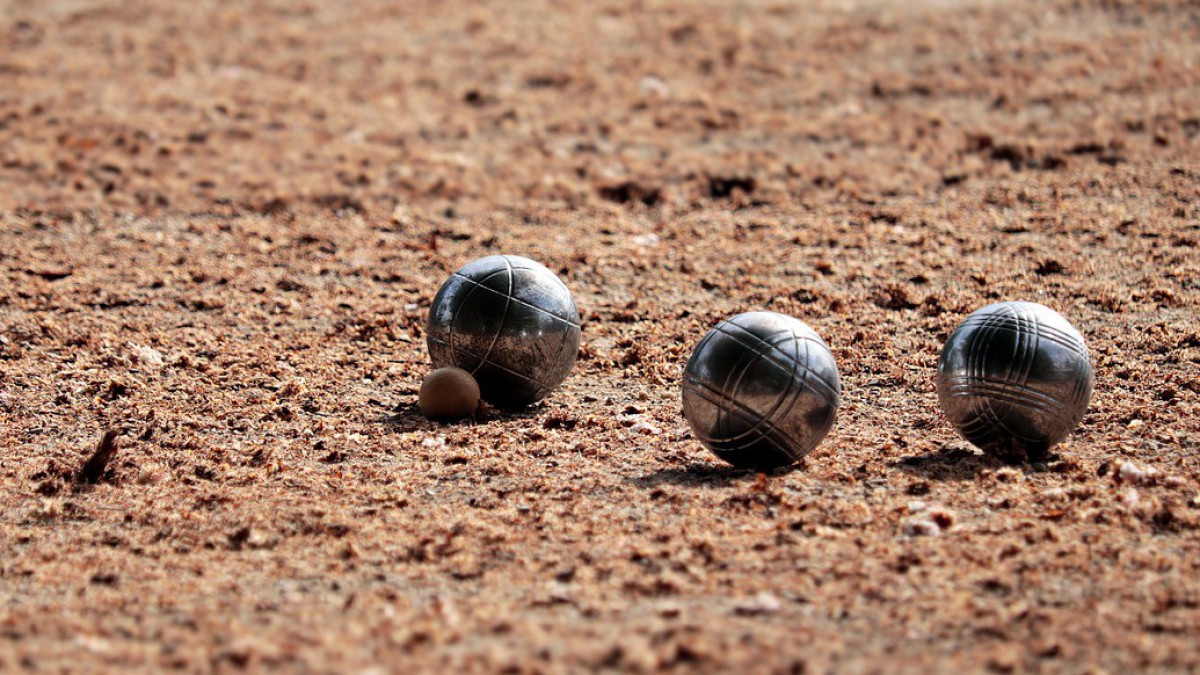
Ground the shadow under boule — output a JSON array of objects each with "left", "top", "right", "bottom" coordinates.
[
  {"left": 629, "top": 460, "right": 804, "bottom": 490},
  {"left": 380, "top": 400, "right": 546, "bottom": 433},
  {"left": 890, "top": 442, "right": 1008, "bottom": 481}
]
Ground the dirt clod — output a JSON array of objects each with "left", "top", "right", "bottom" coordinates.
[{"left": 76, "top": 430, "right": 121, "bottom": 485}]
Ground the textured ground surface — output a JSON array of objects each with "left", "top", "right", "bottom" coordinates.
[{"left": 2, "top": 0, "right": 1199, "bottom": 671}]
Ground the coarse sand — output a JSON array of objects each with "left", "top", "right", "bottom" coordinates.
[{"left": 1, "top": 0, "right": 1198, "bottom": 671}]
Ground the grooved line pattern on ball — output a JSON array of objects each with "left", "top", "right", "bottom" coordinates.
[
  {"left": 683, "top": 321, "right": 804, "bottom": 456},
  {"left": 444, "top": 265, "right": 511, "bottom": 374},
  {"left": 1044, "top": 310, "right": 1090, "bottom": 418},
  {"left": 717, "top": 321, "right": 840, "bottom": 400},
  {"left": 965, "top": 311, "right": 1020, "bottom": 443},
  {"left": 541, "top": 306, "right": 580, "bottom": 400},
  {"left": 503, "top": 258, "right": 581, "bottom": 401},
  {"left": 962, "top": 309, "right": 1043, "bottom": 443},
  {"left": 449, "top": 273, "right": 582, "bottom": 328},
  {"left": 1066, "top": 356, "right": 1092, "bottom": 415},
  {"left": 688, "top": 318, "right": 837, "bottom": 455},
  {"left": 437, "top": 339, "right": 556, "bottom": 391},
  {"left": 1016, "top": 304, "right": 1038, "bottom": 392},
  {"left": 686, "top": 379, "right": 801, "bottom": 458},
  {"left": 440, "top": 263, "right": 553, "bottom": 392},
  {"left": 473, "top": 256, "right": 514, "bottom": 374},
  {"left": 509, "top": 255, "right": 576, "bottom": 302},
  {"left": 982, "top": 312, "right": 1033, "bottom": 442},
  {"left": 941, "top": 376, "right": 1065, "bottom": 413},
  {"left": 438, "top": 257, "right": 583, "bottom": 398},
  {"left": 958, "top": 312, "right": 1087, "bottom": 360},
  {"left": 944, "top": 379, "right": 1064, "bottom": 444},
  {"left": 713, "top": 326, "right": 806, "bottom": 452},
  {"left": 442, "top": 268, "right": 505, "bottom": 368}
]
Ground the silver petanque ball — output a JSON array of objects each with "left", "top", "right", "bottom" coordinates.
[
  {"left": 682, "top": 311, "right": 842, "bottom": 468},
  {"left": 936, "top": 301, "right": 1093, "bottom": 462},
  {"left": 427, "top": 254, "right": 581, "bottom": 409}
]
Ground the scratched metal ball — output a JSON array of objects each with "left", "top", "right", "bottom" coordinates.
[
  {"left": 682, "top": 311, "right": 842, "bottom": 468},
  {"left": 427, "top": 254, "right": 581, "bottom": 409},
  {"left": 936, "top": 301, "right": 1094, "bottom": 462}
]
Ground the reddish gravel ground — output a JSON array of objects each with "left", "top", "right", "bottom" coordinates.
[{"left": 1, "top": 0, "right": 1199, "bottom": 671}]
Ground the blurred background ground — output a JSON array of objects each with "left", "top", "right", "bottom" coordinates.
[{"left": 1, "top": 0, "right": 1198, "bottom": 671}]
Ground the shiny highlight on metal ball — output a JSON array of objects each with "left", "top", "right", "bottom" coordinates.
[
  {"left": 936, "top": 301, "right": 1093, "bottom": 462},
  {"left": 682, "top": 311, "right": 842, "bottom": 468},
  {"left": 427, "top": 254, "right": 581, "bottom": 409}
]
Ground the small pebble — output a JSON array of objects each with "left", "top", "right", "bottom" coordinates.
[
  {"left": 904, "top": 518, "right": 942, "bottom": 537},
  {"left": 1039, "top": 487, "right": 1068, "bottom": 502},
  {"left": 619, "top": 413, "right": 663, "bottom": 436},
  {"left": 1122, "top": 488, "right": 1140, "bottom": 507},
  {"left": 1116, "top": 461, "right": 1158, "bottom": 486},
  {"left": 631, "top": 233, "right": 660, "bottom": 248},
  {"left": 136, "top": 464, "right": 166, "bottom": 485},
  {"left": 638, "top": 75, "right": 670, "bottom": 98},
  {"left": 734, "top": 591, "right": 782, "bottom": 616},
  {"left": 132, "top": 344, "right": 164, "bottom": 368}
]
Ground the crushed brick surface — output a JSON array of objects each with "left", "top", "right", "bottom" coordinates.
[{"left": 1, "top": 0, "right": 1198, "bottom": 671}]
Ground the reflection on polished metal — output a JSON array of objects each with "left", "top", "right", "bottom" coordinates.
[
  {"left": 427, "top": 255, "right": 581, "bottom": 409},
  {"left": 936, "top": 301, "right": 1093, "bottom": 462},
  {"left": 681, "top": 311, "right": 842, "bottom": 468}
]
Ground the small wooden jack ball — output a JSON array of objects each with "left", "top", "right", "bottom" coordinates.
[{"left": 419, "top": 367, "right": 480, "bottom": 421}]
